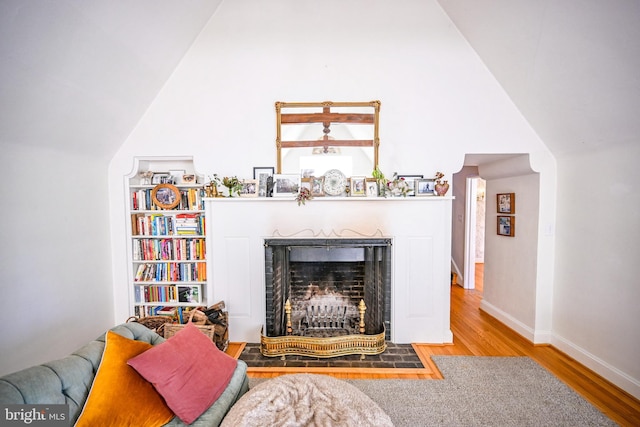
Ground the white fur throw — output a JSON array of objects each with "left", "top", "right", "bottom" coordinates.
[{"left": 221, "top": 374, "right": 394, "bottom": 427}]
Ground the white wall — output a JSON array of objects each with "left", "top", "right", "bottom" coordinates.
[
  {"left": 0, "top": 144, "right": 114, "bottom": 376},
  {"left": 481, "top": 172, "right": 540, "bottom": 336},
  {"left": 552, "top": 142, "right": 640, "bottom": 397}
]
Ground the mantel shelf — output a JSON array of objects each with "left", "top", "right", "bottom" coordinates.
[{"left": 204, "top": 196, "right": 454, "bottom": 202}]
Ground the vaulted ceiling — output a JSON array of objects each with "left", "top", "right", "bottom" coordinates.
[
  {"left": 437, "top": 0, "right": 640, "bottom": 157},
  {"left": 1, "top": 1, "right": 638, "bottom": 158},
  {"left": 0, "top": 0, "right": 222, "bottom": 156}
]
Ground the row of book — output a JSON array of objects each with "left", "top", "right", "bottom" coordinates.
[
  {"left": 132, "top": 238, "right": 206, "bottom": 261},
  {"left": 133, "top": 262, "right": 207, "bottom": 282},
  {"left": 134, "top": 284, "right": 202, "bottom": 304},
  {"left": 131, "top": 213, "right": 205, "bottom": 236},
  {"left": 131, "top": 188, "right": 204, "bottom": 211},
  {"left": 134, "top": 305, "right": 185, "bottom": 320},
  {"left": 174, "top": 213, "right": 203, "bottom": 235}
]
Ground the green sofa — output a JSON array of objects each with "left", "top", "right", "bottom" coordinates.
[{"left": 0, "top": 322, "right": 249, "bottom": 426}]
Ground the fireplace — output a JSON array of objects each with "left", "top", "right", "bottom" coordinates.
[
  {"left": 205, "top": 198, "right": 453, "bottom": 345},
  {"left": 264, "top": 238, "right": 391, "bottom": 345}
]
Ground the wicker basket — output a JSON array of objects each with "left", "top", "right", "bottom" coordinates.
[
  {"left": 163, "top": 309, "right": 215, "bottom": 341},
  {"left": 126, "top": 315, "right": 170, "bottom": 336}
]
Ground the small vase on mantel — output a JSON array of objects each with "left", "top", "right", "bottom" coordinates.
[{"left": 435, "top": 180, "right": 450, "bottom": 196}]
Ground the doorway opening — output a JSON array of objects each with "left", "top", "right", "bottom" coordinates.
[{"left": 463, "top": 176, "right": 486, "bottom": 291}]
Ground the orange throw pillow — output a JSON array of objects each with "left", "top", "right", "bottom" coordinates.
[{"left": 74, "top": 331, "right": 174, "bottom": 427}]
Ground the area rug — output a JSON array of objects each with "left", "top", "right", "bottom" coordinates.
[{"left": 249, "top": 356, "right": 616, "bottom": 426}]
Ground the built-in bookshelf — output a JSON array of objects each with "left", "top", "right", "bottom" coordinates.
[{"left": 126, "top": 157, "right": 207, "bottom": 318}]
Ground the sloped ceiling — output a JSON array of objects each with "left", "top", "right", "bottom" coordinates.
[
  {"left": 1, "top": 1, "right": 638, "bottom": 158},
  {"left": 0, "top": 0, "right": 222, "bottom": 156},
  {"left": 437, "top": 0, "right": 640, "bottom": 157}
]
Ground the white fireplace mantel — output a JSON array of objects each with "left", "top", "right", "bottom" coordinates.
[{"left": 205, "top": 197, "right": 453, "bottom": 344}]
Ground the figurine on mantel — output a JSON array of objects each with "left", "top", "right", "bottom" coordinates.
[
  {"left": 204, "top": 175, "right": 221, "bottom": 197},
  {"left": 434, "top": 172, "right": 450, "bottom": 196}
]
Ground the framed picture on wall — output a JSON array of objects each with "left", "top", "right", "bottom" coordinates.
[
  {"left": 497, "top": 215, "right": 515, "bottom": 237},
  {"left": 497, "top": 193, "right": 515, "bottom": 214}
]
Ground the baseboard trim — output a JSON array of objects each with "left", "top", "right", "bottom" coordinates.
[
  {"left": 450, "top": 258, "right": 463, "bottom": 287},
  {"left": 551, "top": 334, "right": 640, "bottom": 400},
  {"left": 479, "top": 300, "right": 535, "bottom": 342},
  {"left": 479, "top": 301, "right": 640, "bottom": 400}
]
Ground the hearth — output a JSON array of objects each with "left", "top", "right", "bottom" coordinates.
[
  {"left": 262, "top": 238, "right": 391, "bottom": 357},
  {"left": 240, "top": 342, "right": 423, "bottom": 368}
]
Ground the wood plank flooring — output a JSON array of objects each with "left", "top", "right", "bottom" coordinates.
[{"left": 226, "top": 263, "right": 640, "bottom": 426}]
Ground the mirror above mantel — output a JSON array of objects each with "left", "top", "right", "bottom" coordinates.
[{"left": 276, "top": 101, "right": 380, "bottom": 176}]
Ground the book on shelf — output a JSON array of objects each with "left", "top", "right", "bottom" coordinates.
[
  {"left": 134, "top": 264, "right": 146, "bottom": 281},
  {"left": 175, "top": 213, "right": 203, "bottom": 234},
  {"left": 134, "top": 261, "right": 206, "bottom": 283},
  {"left": 132, "top": 212, "right": 204, "bottom": 237},
  {"left": 156, "top": 306, "right": 177, "bottom": 317}
]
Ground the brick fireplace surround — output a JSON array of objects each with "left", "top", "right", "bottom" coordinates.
[{"left": 205, "top": 197, "right": 453, "bottom": 345}]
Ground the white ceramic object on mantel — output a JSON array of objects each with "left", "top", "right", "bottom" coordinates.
[{"left": 322, "top": 169, "right": 347, "bottom": 196}]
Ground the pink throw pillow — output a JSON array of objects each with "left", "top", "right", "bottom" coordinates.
[{"left": 128, "top": 322, "right": 238, "bottom": 425}]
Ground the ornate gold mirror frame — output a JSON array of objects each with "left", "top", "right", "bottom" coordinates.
[{"left": 275, "top": 101, "right": 380, "bottom": 174}]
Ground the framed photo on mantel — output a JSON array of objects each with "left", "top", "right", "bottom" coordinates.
[
  {"left": 253, "top": 167, "right": 274, "bottom": 197},
  {"left": 272, "top": 174, "right": 299, "bottom": 197}
]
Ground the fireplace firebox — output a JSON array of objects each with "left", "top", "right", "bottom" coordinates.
[{"left": 262, "top": 238, "right": 391, "bottom": 357}]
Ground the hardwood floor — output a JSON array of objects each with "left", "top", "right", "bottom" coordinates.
[{"left": 227, "top": 263, "right": 640, "bottom": 426}]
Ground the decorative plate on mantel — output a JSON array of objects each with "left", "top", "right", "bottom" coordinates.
[{"left": 323, "top": 169, "right": 347, "bottom": 196}]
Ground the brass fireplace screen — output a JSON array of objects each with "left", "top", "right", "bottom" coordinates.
[{"left": 260, "top": 299, "right": 386, "bottom": 358}]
